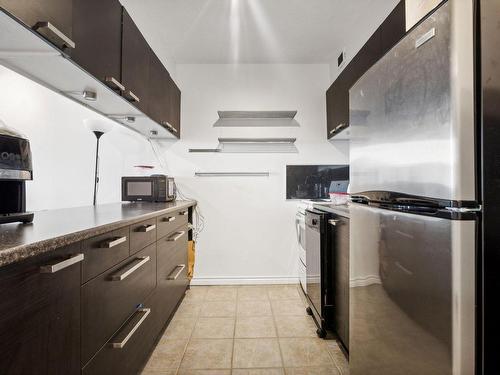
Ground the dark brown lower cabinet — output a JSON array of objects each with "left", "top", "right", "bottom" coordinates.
[
  {"left": 0, "top": 243, "right": 82, "bottom": 375},
  {"left": 82, "top": 296, "right": 158, "bottom": 375}
]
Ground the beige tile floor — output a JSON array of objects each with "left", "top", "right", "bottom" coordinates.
[{"left": 142, "top": 285, "right": 349, "bottom": 375}]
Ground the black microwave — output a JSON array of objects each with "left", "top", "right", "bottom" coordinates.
[{"left": 122, "top": 175, "right": 176, "bottom": 202}]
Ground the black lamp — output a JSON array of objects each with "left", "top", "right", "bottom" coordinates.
[{"left": 84, "top": 119, "right": 114, "bottom": 205}]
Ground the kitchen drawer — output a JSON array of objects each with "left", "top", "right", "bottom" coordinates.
[
  {"left": 153, "top": 230, "right": 188, "bottom": 332},
  {"left": 157, "top": 227, "right": 188, "bottom": 269},
  {"left": 156, "top": 209, "right": 189, "bottom": 239},
  {"left": 81, "top": 227, "right": 130, "bottom": 283},
  {"left": 82, "top": 296, "right": 157, "bottom": 375},
  {"left": 130, "top": 218, "right": 157, "bottom": 254},
  {"left": 81, "top": 243, "right": 156, "bottom": 366}
]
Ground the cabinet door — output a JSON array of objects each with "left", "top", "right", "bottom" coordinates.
[
  {"left": 380, "top": 1, "right": 406, "bottom": 55},
  {"left": 72, "top": 0, "right": 123, "bottom": 90},
  {"left": 0, "top": 244, "right": 82, "bottom": 375},
  {"left": 122, "top": 9, "right": 150, "bottom": 113},
  {"left": 0, "top": 0, "right": 74, "bottom": 53},
  {"left": 148, "top": 53, "right": 171, "bottom": 129},
  {"left": 168, "top": 75, "right": 181, "bottom": 138},
  {"left": 326, "top": 73, "right": 349, "bottom": 138}
]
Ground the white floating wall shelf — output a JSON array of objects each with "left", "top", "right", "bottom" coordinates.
[
  {"left": 217, "top": 138, "right": 298, "bottom": 153},
  {"left": 195, "top": 172, "right": 270, "bottom": 177},
  {"left": 214, "top": 111, "right": 300, "bottom": 128}
]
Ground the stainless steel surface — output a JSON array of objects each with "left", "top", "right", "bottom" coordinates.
[
  {"left": 124, "top": 90, "right": 140, "bottom": 103},
  {"left": 39, "top": 253, "right": 84, "bottom": 273},
  {"left": 167, "top": 264, "right": 186, "bottom": 280},
  {"left": 194, "top": 172, "right": 270, "bottom": 177},
  {"left": 167, "top": 231, "right": 185, "bottom": 242},
  {"left": 100, "top": 236, "right": 127, "bottom": 249},
  {"left": 138, "top": 224, "right": 156, "bottom": 232},
  {"left": 313, "top": 203, "right": 350, "bottom": 218},
  {"left": 328, "top": 219, "right": 340, "bottom": 226},
  {"left": 104, "top": 76, "right": 125, "bottom": 91},
  {"left": 349, "top": 203, "right": 476, "bottom": 374},
  {"left": 0, "top": 169, "right": 32, "bottom": 180},
  {"left": 349, "top": 2, "right": 476, "bottom": 202},
  {"left": 110, "top": 256, "right": 150, "bottom": 281},
  {"left": 32, "top": 21, "right": 75, "bottom": 49},
  {"left": 110, "top": 308, "right": 151, "bottom": 349}
]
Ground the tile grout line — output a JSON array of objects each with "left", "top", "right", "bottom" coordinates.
[
  {"left": 174, "top": 286, "right": 207, "bottom": 375},
  {"left": 269, "top": 286, "right": 287, "bottom": 372},
  {"left": 231, "top": 287, "right": 239, "bottom": 371}
]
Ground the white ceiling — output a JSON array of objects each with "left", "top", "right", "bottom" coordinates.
[{"left": 121, "top": 0, "right": 399, "bottom": 64}]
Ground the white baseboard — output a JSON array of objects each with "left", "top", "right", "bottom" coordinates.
[
  {"left": 191, "top": 276, "right": 299, "bottom": 286},
  {"left": 350, "top": 275, "right": 382, "bottom": 287}
]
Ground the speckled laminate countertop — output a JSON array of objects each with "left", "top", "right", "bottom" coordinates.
[{"left": 0, "top": 200, "right": 196, "bottom": 268}]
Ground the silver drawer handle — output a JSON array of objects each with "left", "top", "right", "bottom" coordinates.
[
  {"left": 138, "top": 224, "right": 156, "bottom": 232},
  {"left": 40, "top": 253, "right": 84, "bottom": 274},
  {"left": 110, "top": 256, "right": 150, "bottom": 281},
  {"left": 167, "top": 264, "right": 186, "bottom": 280},
  {"left": 110, "top": 308, "right": 151, "bottom": 349},
  {"left": 104, "top": 76, "right": 125, "bottom": 91},
  {"left": 179, "top": 211, "right": 188, "bottom": 216},
  {"left": 328, "top": 219, "right": 341, "bottom": 226},
  {"left": 161, "top": 216, "right": 176, "bottom": 222},
  {"left": 167, "top": 231, "right": 185, "bottom": 242},
  {"left": 100, "top": 236, "right": 127, "bottom": 248},
  {"left": 32, "top": 21, "right": 76, "bottom": 49},
  {"left": 124, "top": 90, "right": 140, "bottom": 103}
]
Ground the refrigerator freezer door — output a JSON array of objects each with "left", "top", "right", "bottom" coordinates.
[
  {"left": 349, "top": 203, "right": 475, "bottom": 375},
  {"left": 349, "top": 1, "right": 476, "bottom": 204}
]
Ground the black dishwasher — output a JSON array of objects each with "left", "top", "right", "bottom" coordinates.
[{"left": 305, "top": 207, "right": 350, "bottom": 350}]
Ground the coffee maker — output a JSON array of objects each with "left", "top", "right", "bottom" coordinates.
[{"left": 0, "top": 120, "right": 33, "bottom": 224}]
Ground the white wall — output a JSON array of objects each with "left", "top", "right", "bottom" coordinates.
[
  {"left": 162, "top": 64, "right": 349, "bottom": 284},
  {"left": 0, "top": 65, "right": 163, "bottom": 211}
]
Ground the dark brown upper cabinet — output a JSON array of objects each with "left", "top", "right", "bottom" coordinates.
[
  {"left": 0, "top": 0, "right": 75, "bottom": 54},
  {"left": 72, "top": 0, "right": 124, "bottom": 91},
  {"left": 326, "top": 1, "right": 405, "bottom": 139},
  {"left": 167, "top": 75, "right": 181, "bottom": 138},
  {"left": 121, "top": 9, "right": 150, "bottom": 113},
  {"left": 148, "top": 53, "right": 179, "bottom": 138}
]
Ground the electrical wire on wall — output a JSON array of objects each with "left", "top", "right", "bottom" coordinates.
[{"left": 148, "top": 139, "right": 205, "bottom": 242}]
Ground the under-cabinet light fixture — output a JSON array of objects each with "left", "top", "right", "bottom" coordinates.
[{"left": 65, "top": 90, "right": 97, "bottom": 101}]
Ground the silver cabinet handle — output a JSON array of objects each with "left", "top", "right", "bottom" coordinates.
[
  {"left": 329, "top": 128, "right": 336, "bottom": 134},
  {"left": 32, "top": 21, "right": 75, "bottom": 49},
  {"left": 161, "top": 216, "right": 176, "bottom": 222},
  {"left": 328, "top": 219, "right": 341, "bottom": 226},
  {"left": 167, "top": 231, "right": 185, "bottom": 242},
  {"left": 100, "top": 236, "right": 127, "bottom": 248},
  {"left": 179, "top": 211, "right": 188, "bottom": 216},
  {"left": 137, "top": 224, "right": 156, "bottom": 232},
  {"left": 110, "top": 256, "right": 150, "bottom": 281},
  {"left": 40, "top": 253, "right": 84, "bottom": 274},
  {"left": 161, "top": 121, "right": 178, "bottom": 133},
  {"left": 124, "top": 90, "right": 140, "bottom": 103},
  {"left": 110, "top": 308, "right": 151, "bottom": 349},
  {"left": 104, "top": 77, "right": 125, "bottom": 91},
  {"left": 167, "top": 264, "right": 186, "bottom": 280}
]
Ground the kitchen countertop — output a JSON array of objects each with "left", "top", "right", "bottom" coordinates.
[
  {"left": 312, "top": 203, "right": 350, "bottom": 218},
  {"left": 0, "top": 200, "right": 196, "bottom": 268}
]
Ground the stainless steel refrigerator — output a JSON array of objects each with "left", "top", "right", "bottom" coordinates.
[{"left": 347, "top": 1, "right": 494, "bottom": 374}]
